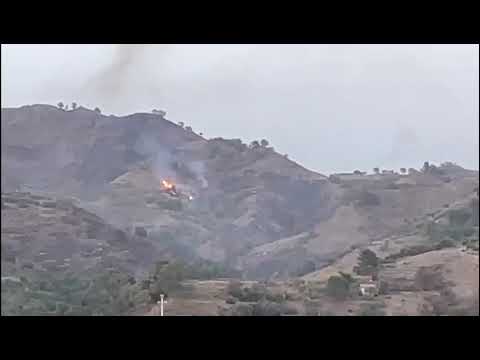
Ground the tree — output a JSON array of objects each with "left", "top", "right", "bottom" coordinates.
[
  {"left": 185, "top": 126, "right": 193, "bottom": 132},
  {"left": 178, "top": 122, "right": 184, "bottom": 128},
  {"left": 249, "top": 140, "right": 260, "bottom": 149},
  {"left": 373, "top": 167, "right": 380, "bottom": 175},
  {"left": 71, "top": 102, "right": 77, "bottom": 110},
  {"left": 400, "top": 168, "right": 406, "bottom": 174},
  {"left": 356, "top": 190, "right": 381, "bottom": 207},
  {"left": 338, "top": 271, "right": 354, "bottom": 284},
  {"left": 152, "top": 109, "right": 166, "bottom": 117},
  {"left": 422, "top": 161, "right": 430, "bottom": 173},
  {"left": 260, "top": 139, "right": 269, "bottom": 147},
  {"left": 227, "top": 281, "right": 243, "bottom": 299},
  {"left": 358, "top": 249, "right": 379, "bottom": 268},
  {"left": 326, "top": 275, "right": 351, "bottom": 300},
  {"left": 94, "top": 107, "right": 101, "bottom": 114},
  {"left": 199, "top": 132, "right": 203, "bottom": 136},
  {"left": 65, "top": 104, "right": 69, "bottom": 111},
  {"left": 57, "top": 102, "right": 64, "bottom": 110},
  {"left": 354, "top": 249, "right": 379, "bottom": 275}
]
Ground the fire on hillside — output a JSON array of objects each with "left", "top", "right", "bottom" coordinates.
[{"left": 161, "top": 179, "right": 194, "bottom": 201}]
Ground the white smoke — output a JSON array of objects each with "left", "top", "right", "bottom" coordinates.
[
  {"left": 133, "top": 133, "right": 176, "bottom": 182},
  {"left": 188, "top": 161, "right": 208, "bottom": 188},
  {"left": 133, "top": 133, "right": 209, "bottom": 188}
]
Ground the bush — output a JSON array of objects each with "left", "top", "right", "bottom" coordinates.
[
  {"left": 356, "top": 190, "right": 380, "bottom": 207},
  {"left": 226, "top": 297, "right": 236, "bottom": 305},
  {"left": 326, "top": 275, "right": 351, "bottom": 301},
  {"left": 354, "top": 249, "right": 379, "bottom": 275},
  {"left": 329, "top": 175, "right": 341, "bottom": 184},
  {"left": 358, "top": 249, "right": 379, "bottom": 268},
  {"left": 338, "top": 271, "right": 354, "bottom": 283},
  {"left": 384, "top": 182, "right": 400, "bottom": 190},
  {"left": 229, "top": 304, "right": 254, "bottom": 316},
  {"left": 448, "top": 208, "right": 472, "bottom": 227},
  {"left": 227, "top": 281, "right": 244, "bottom": 299},
  {"left": 265, "top": 292, "right": 284, "bottom": 303},
  {"left": 358, "top": 303, "right": 386, "bottom": 316},
  {"left": 378, "top": 281, "right": 389, "bottom": 295},
  {"left": 134, "top": 226, "right": 148, "bottom": 237},
  {"left": 249, "top": 140, "right": 260, "bottom": 149},
  {"left": 241, "top": 284, "right": 267, "bottom": 302},
  {"left": 252, "top": 301, "right": 282, "bottom": 316},
  {"left": 279, "top": 304, "right": 298, "bottom": 315},
  {"left": 148, "top": 261, "right": 187, "bottom": 301},
  {"left": 414, "top": 266, "right": 445, "bottom": 291},
  {"left": 437, "top": 239, "right": 455, "bottom": 249}
]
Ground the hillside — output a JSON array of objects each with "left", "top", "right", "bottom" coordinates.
[{"left": 1, "top": 104, "right": 479, "bottom": 315}]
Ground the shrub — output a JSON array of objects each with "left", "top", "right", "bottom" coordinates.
[
  {"left": 252, "top": 301, "right": 283, "bottom": 316},
  {"left": 134, "top": 226, "right": 148, "bottom": 237},
  {"left": 414, "top": 266, "right": 445, "bottom": 291},
  {"left": 384, "top": 182, "right": 400, "bottom": 190},
  {"left": 249, "top": 140, "right": 260, "bottom": 149},
  {"left": 338, "top": 271, "right": 354, "bottom": 283},
  {"left": 329, "top": 175, "right": 341, "bottom": 184},
  {"left": 279, "top": 304, "right": 298, "bottom": 315},
  {"left": 378, "top": 281, "right": 389, "bottom": 295},
  {"left": 354, "top": 249, "right": 379, "bottom": 275},
  {"left": 226, "top": 297, "right": 236, "bottom": 305},
  {"left": 241, "top": 284, "right": 266, "bottom": 302},
  {"left": 358, "top": 303, "right": 386, "bottom": 316},
  {"left": 358, "top": 249, "right": 379, "bottom": 268},
  {"left": 437, "top": 239, "right": 455, "bottom": 249},
  {"left": 356, "top": 190, "right": 380, "bottom": 207},
  {"left": 229, "top": 304, "right": 254, "bottom": 316},
  {"left": 266, "top": 292, "right": 284, "bottom": 303},
  {"left": 326, "top": 275, "right": 351, "bottom": 301},
  {"left": 227, "top": 281, "right": 244, "bottom": 299},
  {"left": 448, "top": 208, "right": 472, "bottom": 227}
]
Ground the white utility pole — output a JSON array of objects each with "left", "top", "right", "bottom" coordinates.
[{"left": 157, "top": 294, "right": 168, "bottom": 316}]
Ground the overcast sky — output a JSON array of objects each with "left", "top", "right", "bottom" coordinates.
[{"left": 1, "top": 44, "right": 478, "bottom": 174}]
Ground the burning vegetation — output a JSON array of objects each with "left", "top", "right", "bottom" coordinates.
[
  {"left": 161, "top": 179, "right": 178, "bottom": 197},
  {"left": 161, "top": 179, "right": 194, "bottom": 201}
]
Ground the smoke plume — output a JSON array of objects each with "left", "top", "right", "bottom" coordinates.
[{"left": 188, "top": 161, "right": 209, "bottom": 188}]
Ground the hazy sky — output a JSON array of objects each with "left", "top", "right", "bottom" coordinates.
[{"left": 1, "top": 44, "right": 478, "bottom": 174}]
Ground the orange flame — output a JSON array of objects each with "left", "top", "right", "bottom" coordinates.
[{"left": 161, "top": 180, "right": 174, "bottom": 190}]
